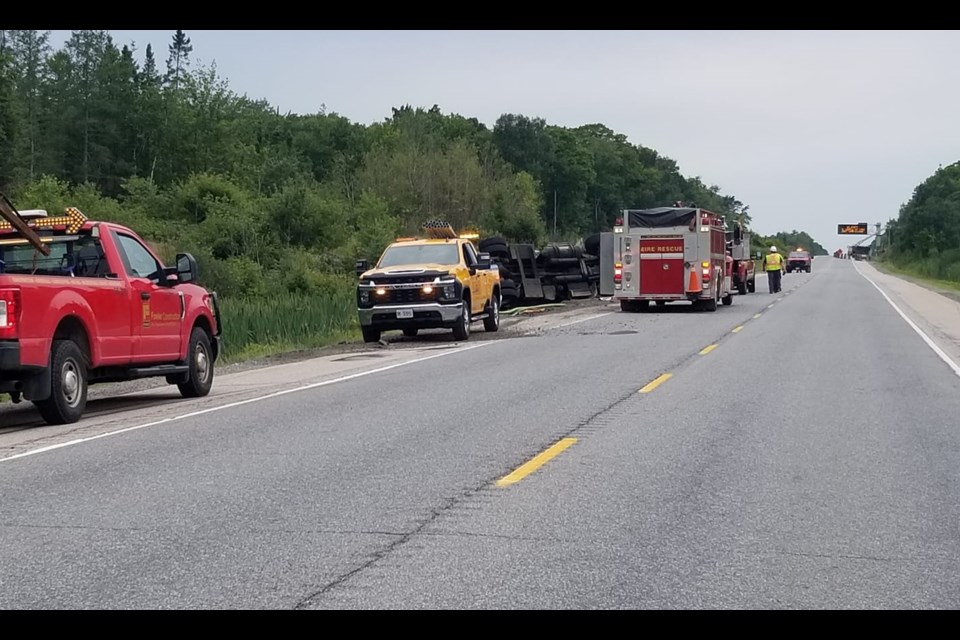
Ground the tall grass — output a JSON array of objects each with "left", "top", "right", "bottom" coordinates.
[
  {"left": 218, "top": 290, "right": 360, "bottom": 362},
  {"left": 881, "top": 248, "right": 960, "bottom": 291}
]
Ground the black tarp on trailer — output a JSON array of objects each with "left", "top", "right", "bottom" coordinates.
[{"left": 624, "top": 207, "right": 698, "bottom": 228}]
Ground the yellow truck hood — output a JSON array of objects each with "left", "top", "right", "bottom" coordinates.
[{"left": 362, "top": 263, "right": 455, "bottom": 278}]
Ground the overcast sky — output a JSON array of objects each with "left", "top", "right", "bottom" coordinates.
[{"left": 46, "top": 30, "right": 960, "bottom": 251}]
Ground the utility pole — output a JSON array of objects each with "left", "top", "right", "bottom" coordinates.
[{"left": 553, "top": 190, "right": 558, "bottom": 238}]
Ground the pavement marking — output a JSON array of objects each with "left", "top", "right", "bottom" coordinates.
[
  {"left": 731, "top": 325, "right": 744, "bottom": 333},
  {"left": 854, "top": 262, "right": 960, "bottom": 378},
  {"left": 767, "top": 303, "right": 776, "bottom": 308},
  {"left": 496, "top": 437, "right": 578, "bottom": 487},
  {"left": 639, "top": 373, "right": 673, "bottom": 393},
  {"left": 753, "top": 313, "right": 762, "bottom": 319},
  {"left": 550, "top": 312, "right": 615, "bottom": 329},
  {"left": 699, "top": 344, "right": 718, "bottom": 355},
  {"left": 0, "top": 342, "right": 496, "bottom": 464}
]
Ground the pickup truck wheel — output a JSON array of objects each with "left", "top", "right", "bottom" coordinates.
[
  {"left": 177, "top": 327, "right": 214, "bottom": 398},
  {"left": 737, "top": 281, "right": 747, "bottom": 295},
  {"left": 361, "top": 326, "right": 381, "bottom": 343},
  {"left": 483, "top": 295, "right": 500, "bottom": 332},
  {"left": 452, "top": 301, "right": 470, "bottom": 341},
  {"left": 747, "top": 278, "right": 755, "bottom": 293},
  {"left": 402, "top": 328, "right": 418, "bottom": 337},
  {"left": 35, "top": 339, "right": 87, "bottom": 425}
]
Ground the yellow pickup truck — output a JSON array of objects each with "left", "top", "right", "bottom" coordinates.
[{"left": 355, "top": 221, "right": 502, "bottom": 343}]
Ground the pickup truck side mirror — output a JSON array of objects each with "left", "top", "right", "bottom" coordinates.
[
  {"left": 355, "top": 259, "right": 369, "bottom": 278},
  {"left": 176, "top": 252, "right": 199, "bottom": 284},
  {"left": 475, "top": 252, "right": 491, "bottom": 271}
]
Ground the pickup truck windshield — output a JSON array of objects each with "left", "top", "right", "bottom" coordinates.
[
  {"left": 378, "top": 244, "right": 459, "bottom": 268},
  {"left": 0, "top": 234, "right": 107, "bottom": 277}
]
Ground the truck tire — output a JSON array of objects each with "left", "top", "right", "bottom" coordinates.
[
  {"left": 747, "top": 278, "right": 755, "bottom": 293},
  {"left": 362, "top": 326, "right": 381, "bottom": 343},
  {"left": 722, "top": 293, "right": 733, "bottom": 306},
  {"left": 478, "top": 236, "right": 507, "bottom": 251},
  {"left": 34, "top": 339, "right": 88, "bottom": 425},
  {"left": 402, "top": 328, "right": 418, "bottom": 337},
  {"left": 737, "top": 281, "right": 747, "bottom": 295},
  {"left": 703, "top": 284, "right": 718, "bottom": 312},
  {"left": 483, "top": 294, "right": 500, "bottom": 332},
  {"left": 452, "top": 299, "right": 471, "bottom": 341},
  {"left": 177, "top": 326, "right": 215, "bottom": 398}
]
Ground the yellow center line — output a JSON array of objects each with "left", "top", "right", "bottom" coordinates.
[
  {"left": 753, "top": 313, "right": 762, "bottom": 319},
  {"left": 496, "top": 437, "right": 578, "bottom": 487},
  {"left": 699, "top": 344, "right": 718, "bottom": 355},
  {"left": 639, "top": 373, "right": 672, "bottom": 393},
  {"left": 767, "top": 303, "right": 776, "bottom": 308},
  {"left": 732, "top": 325, "right": 743, "bottom": 333}
]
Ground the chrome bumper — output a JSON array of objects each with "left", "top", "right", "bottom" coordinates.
[{"left": 358, "top": 302, "right": 463, "bottom": 326}]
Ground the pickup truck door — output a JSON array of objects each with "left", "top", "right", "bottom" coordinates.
[
  {"left": 73, "top": 235, "right": 133, "bottom": 364},
  {"left": 461, "top": 242, "right": 486, "bottom": 314},
  {"left": 112, "top": 231, "right": 184, "bottom": 362}
]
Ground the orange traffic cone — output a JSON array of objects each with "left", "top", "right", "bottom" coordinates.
[{"left": 687, "top": 268, "right": 700, "bottom": 293}]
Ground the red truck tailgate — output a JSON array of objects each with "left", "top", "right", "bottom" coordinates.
[{"left": 639, "top": 237, "right": 684, "bottom": 295}]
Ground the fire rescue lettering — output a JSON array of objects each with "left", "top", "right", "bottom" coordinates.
[{"left": 640, "top": 244, "right": 683, "bottom": 253}]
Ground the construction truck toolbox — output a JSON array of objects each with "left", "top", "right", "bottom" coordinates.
[
  {"left": 0, "top": 193, "right": 222, "bottom": 425},
  {"left": 354, "top": 220, "right": 501, "bottom": 343},
  {"left": 604, "top": 206, "right": 734, "bottom": 312}
]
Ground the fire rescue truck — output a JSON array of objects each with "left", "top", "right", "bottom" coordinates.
[
  {"left": 726, "top": 220, "right": 756, "bottom": 294},
  {"left": 608, "top": 206, "right": 734, "bottom": 311}
]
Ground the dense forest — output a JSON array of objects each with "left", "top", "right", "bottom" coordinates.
[{"left": 0, "top": 30, "right": 827, "bottom": 358}]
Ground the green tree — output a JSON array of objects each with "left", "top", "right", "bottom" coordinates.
[
  {"left": 9, "top": 30, "right": 52, "bottom": 184},
  {"left": 165, "top": 30, "right": 192, "bottom": 93},
  {"left": 0, "top": 41, "right": 16, "bottom": 190}
]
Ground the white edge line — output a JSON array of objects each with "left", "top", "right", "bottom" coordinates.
[
  {"left": 551, "top": 312, "right": 615, "bottom": 329},
  {"left": 854, "top": 262, "right": 960, "bottom": 377},
  {"left": 1, "top": 342, "right": 495, "bottom": 464}
]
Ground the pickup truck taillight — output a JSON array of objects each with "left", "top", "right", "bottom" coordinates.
[{"left": 0, "top": 288, "right": 21, "bottom": 339}]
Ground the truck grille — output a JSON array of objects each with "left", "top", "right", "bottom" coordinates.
[{"left": 382, "top": 288, "right": 438, "bottom": 304}]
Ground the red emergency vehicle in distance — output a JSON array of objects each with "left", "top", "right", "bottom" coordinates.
[
  {"left": 0, "top": 193, "right": 222, "bottom": 425},
  {"left": 609, "top": 205, "right": 734, "bottom": 312}
]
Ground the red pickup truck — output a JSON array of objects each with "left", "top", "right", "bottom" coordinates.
[{"left": 0, "top": 195, "right": 222, "bottom": 425}]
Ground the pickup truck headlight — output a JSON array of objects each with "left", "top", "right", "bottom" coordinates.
[{"left": 435, "top": 276, "right": 457, "bottom": 300}]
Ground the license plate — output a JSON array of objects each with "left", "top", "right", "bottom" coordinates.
[{"left": 396, "top": 309, "right": 414, "bottom": 319}]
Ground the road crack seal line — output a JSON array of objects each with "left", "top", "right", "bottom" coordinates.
[{"left": 294, "top": 492, "right": 470, "bottom": 609}]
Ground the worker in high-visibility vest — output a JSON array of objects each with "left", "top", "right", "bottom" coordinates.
[{"left": 763, "top": 245, "right": 784, "bottom": 293}]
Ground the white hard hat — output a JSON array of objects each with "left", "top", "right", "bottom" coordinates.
[{"left": 770, "top": 245, "right": 777, "bottom": 252}]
